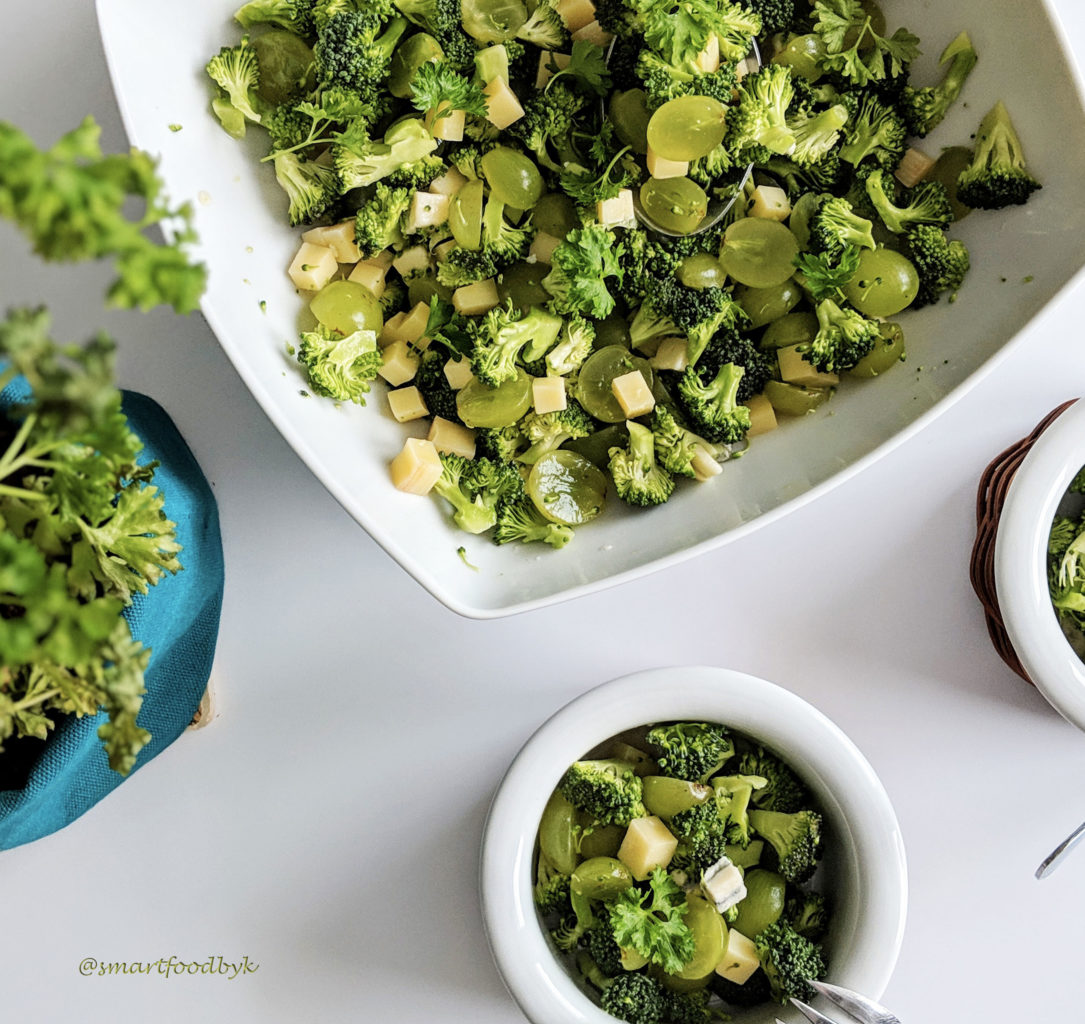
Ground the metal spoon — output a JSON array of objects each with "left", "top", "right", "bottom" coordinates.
[{"left": 1036, "top": 818, "right": 1085, "bottom": 879}]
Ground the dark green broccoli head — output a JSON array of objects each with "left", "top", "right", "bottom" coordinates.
[
  {"left": 864, "top": 168, "right": 954, "bottom": 233},
  {"left": 560, "top": 760, "right": 646, "bottom": 826},
  {"left": 315, "top": 9, "right": 409, "bottom": 94},
  {"left": 585, "top": 925, "right": 624, "bottom": 978},
  {"left": 608, "top": 421, "right": 676, "bottom": 508},
  {"left": 645, "top": 722, "right": 735, "bottom": 781},
  {"left": 711, "top": 966, "right": 773, "bottom": 1008},
  {"left": 534, "top": 853, "right": 572, "bottom": 916},
  {"left": 738, "top": 746, "right": 809, "bottom": 813},
  {"left": 432, "top": 453, "right": 524, "bottom": 534},
  {"left": 785, "top": 890, "right": 830, "bottom": 941},
  {"left": 956, "top": 100, "right": 1041, "bottom": 209},
  {"left": 670, "top": 800, "right": 728, "bottom": 874},
  {"left": 754, "top": 920, "right": 827, "bottom": 1003},
  {"left": 898, "top": 31, "right": 977, "bottom": 138},
  {"left": 904, "top": 224, "right": 970, "bottom": 307},
  {"left": 748, "top": 808, "right": 822, "bottom": 883},
  {"left": 838, "top": 90, "right": 906, "bottom": 170},
  {"left": 673, "top": 363, "right": 752, "bottom": 445},
  {"left": 493, "top": 498, "right": 575, "bottom": 549},
  {"left": 802, "top": 298, "right": 879, "bottom": 374},
  {"left": 662, "top": 987, "right": 725, "bottom": 1024},
  {"left": 808, "top": 196, "right": 877, "bottom": 257},
  {"left": 696, "top": 332, "right": 775, "bottom": 403},
  {"left": 743, "top": 0, "right": 795, "bottom": 36},
  {"left": 413, "top": 348, "right": 462, "bottom": 423},
  {"left": 600, "top": 971, "right": 667, "bottom": 1024}
]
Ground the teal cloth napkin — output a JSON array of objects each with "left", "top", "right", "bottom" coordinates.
[{"left": 0, "top": 391, "right": 225, "bottom": 850}]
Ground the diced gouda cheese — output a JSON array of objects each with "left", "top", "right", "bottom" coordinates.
[
  {"left": 378, "top": 340, "right": 421, "bottom": 386},
  {"left": 399, "top": 301, "right": 432, "bottom": 345},
  {"left": 777, "top": 345, "right": 840, "bottom": 389},
  {"left": 745, "top": 392, "right": 778, "bottom": 437},
  {"left": 612, "top": 371, "right": 655, "bottom": 418},
  {"left": 646, "top": 145, "right": 689, "bottom": 180},
  {"left": 618, "top": 816, "right": 678, "bottom": 881},
  {"left": 483, "top": 77, "right": 526, "bottom": 130},
  {"left": 287, "top": 242, "right": 338, "bottom": 292},
  {"left": 694, "top": 34, "right": 720, "bottom": 74},
  {"left": 392, "top": 245, "right": 432, "bottom": 279},
  {"left": 406, "top": 190, "right": 451, "bottom": 232},
  {"left": 895, "top": 146, "right": 935, "bottom": 188},
  {"left": 715, "top": 929, "right": 760, "bottom": 985},
  {"left": 390, "top": 438, "right": 443, "bottom": 495},
  {"left": 570, "top": 19, "right": 613, "bottom": 46},
  {"left": 379, "top": 312, "right": 408, "bottom": 348},
  {"left": 443, "top": 357, "right": 475, "bottom": 390},
  {"left": 533, "top": 375, "right": 568, "bottom": 414},
  {"left": 555, "top": 0, "right": 595, "bottom": 31},
  {"left": 301, "top": 220, "right": 362, "bottom": 264},
  {"left": 370, "top": 249, "right": 395, "bottom": 271},
  {"left": 535, "top": 50, "right": 571, "bottom": 90},
  {"left": 453, "top": 279, "right": 500, "bottom": 316},
  {"left": 347, "top": 260, "right": 387, "bottom": 298},
  {"left": 749, "top": 185, "right": 791, "bottom": 221},
  {"left": 387, "top": 385, "right": 429, "bottom": 423},
  {"left": 649, "top": 336, "right": 689, "bottom": 372},
  {"left": 428, "top": 416, "right": 476, "bottom": 458},
  {"left": 426, "top": 107, "right": 465, "bottom": 142},
  {"left": 528, "top": 231, "right": 562, "bottom": 265},
  {"left": 429, "top": 166, "right": 468, "bottom": 196},
  {"left": 596, "top": 189, "right": 636, "bottom": 228}
]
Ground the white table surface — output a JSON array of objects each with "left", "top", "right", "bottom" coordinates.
[{"left": 3, "top": 4, "right": 1085, "bottom": 1021}]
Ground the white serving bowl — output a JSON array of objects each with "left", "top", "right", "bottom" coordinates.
[
  {"left": 995, "top": 399, "right": 1085, "bottom": 731},
  {"left": 479, "top": 667, "right": 907, "bottom": 1024},
  {"left": 97, "top": 0, "right": 1085, "bottom": 618}
]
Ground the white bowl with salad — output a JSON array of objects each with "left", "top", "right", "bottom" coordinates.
[
  {"left": 479, "top": 666, "right": 907, "bottom": 1024},
  {"left": 995, "top": 399, "right": 1085, "bottom": 733}
]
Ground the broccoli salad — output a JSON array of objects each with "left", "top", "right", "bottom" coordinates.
[
  {"left": 1048, "top": 466, "right": 1085, "bottom": 662},
  {"left": 536, "top": 722, "right": 830, "bottom": 1021},
  {"left": 206, "top": 0, "right": 1040, "bottom": 550}
]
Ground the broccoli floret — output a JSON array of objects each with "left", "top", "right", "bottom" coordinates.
[
  {"left": 432, "top": 452, "right": 524, "bottom": 534},
  {"left": 647, "top": 283, "right": 748, "bottom": 367},
  {"left": 956, "top": 100, "right": 1041, "bottom": 210},
  {"left": 674, "top": 362, "right": 751, "bottom": 445},
  {"left": 585, "top": 924, "right": 624, "bottom": 977},
  {"left": 711, "top": 967, "right": 772, "bottom": 1008},
  {"left": 384, "top": 154, "right": 447, "bottom": 190},
  {"left": 742, "top": 0, "right": 795, "bottom": 36},
  {"left": 535, "top": 853, "right": 572, "bottom": 915},
  {"left": 263, "top": 102, "right": 314, "bottom": 154},
  {"left": 544, "top": 315, "right": 595, "bottom": 377},
  {"left": 438, "top": 197, "right": 532, "bottom": 287},
  {"left": 704, "top": 0, "right": 763, "bottom": 60},
  {"left": 414, "top": 348, "right": 462, "bottom": 423},
  {"left": 748, "top": 809, "right": 822, "bottom": 883},
  {"left": 519, "top": 404, "right": 594, "bottom": 465},
  {"left": 206, "top": 38, "right": 263, "bottom": 139},
  {"left": 235, "top": 0, "right": 318, "bottom": 35},
  {"left": 619, "top": 230, "right": 682, "bottom": 305},
  {"left": 559, "top": 759, "right": 646, "bottom": 826},
  {"left": 335, "top": 117, "right": 439, "bottom": 189},
  {"left": 737, "top": 746, "right": 809, "bottom": 813},
  {"left": 670, "top": 800, "right": 728, "bottom": 873},
  {"left": 787, "top": 104, "right": 850, "bottom": 167},
  {"left": 650, "top": 406, "right": 718, "bottom": 480},
  {"left": 380, "top": 275, "right": 409, "bottom": 317},
  {"left": 838, "top": 91, "right": 906, "bottom": 171},
  {"left": 467, "top": 303, "right": 555, "bottom": 386},
  {"left": 725, "top": 64, "right": 797, "bottom": 160},
  {"left": 636, "top": 50, "right": 738, "bottom": 109},
  {"left": 712, "top": 774, "right": 768, "bottom": 847},
  {"left": 662, "top": 987, "right": 727, "bottom": 1024},
  {"left": 754, "top": 920, "right": 826, "bottom": 1003},
  {"left": 785, "top": 890, "right": 830, "bottom": 941},
  {"left": 475, "top": 423, "right": 525, "bottom": 462},
  {"left": 807, "top": 195, "right": 877, "bottom": 257},
  {"left": 601, "top": 972, "right": 667, "bottom": 1024},
  {"left": 354, "top": 182, "right": 412, "bottom": 256},
  {"left": 695, "top": 332, "right": 775, "bottom": 402},
  {"left": 493, "top": 497, "right": 575, "bottom": 548},
  {"left": 393, "top": 0, "right": 477, "bottom": 71},
  {"left": 296, "top": 324, "right": 382, "bottom": 404},
  {"left": 608, "top": 421, "right": 676, "bottom": 508},
  {"left": 899, "top": 30, "right": 978, "bottom": 138},
  {"left": 445, "top": 141, "right": 496, "bottom": 179},
  {"left": 864, "top": 168, "right": 953, "bottom": 233},
  {"left": 272, "top": 151, "right": 340, "bottom": 225},
  {"left": 315, "top": 9, "right": 409, "bottom": 94},
  {"left": 516, "top": 0, "right": 569, "bottom": 48},
  {"left": 645, "top": 722, "right": 735, "bottom": 781},
  {"left": 763, "top": 152, "right": 845, "bottom": 201},
  {"left": 904, "top": 224, "right": 970, "bottom": 307},
  {"left": 802, "top": 297, "right": 879, "bottom": 373},
  {"left": 688, "top": 142, "right": 736, "bottom": 188},
  {"left": 507, "top": 82, "right": 586, "bottom": 173}
]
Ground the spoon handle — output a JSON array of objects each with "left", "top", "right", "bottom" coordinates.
[{"left": 1036, "top": 819, "right": 1085, "bottom": 879}]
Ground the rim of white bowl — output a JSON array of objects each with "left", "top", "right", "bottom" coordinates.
[
  {"left": 479, "top": 666, "right": 907, "bottom": 1024},
  {"left": 995, "top": 398, "right": 1085, "bottom": 731}
]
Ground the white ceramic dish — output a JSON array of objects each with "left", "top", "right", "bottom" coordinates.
[
  {"left": 995, "top": 399, "right": 1085, "bottom": 732},
  {"left": 97, "top": 0, "right": 1085, "bottom": 618},
  {"left": 479, "top": 666, "right": 907, "bottom": 1024}
]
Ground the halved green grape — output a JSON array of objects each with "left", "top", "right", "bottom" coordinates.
[
  {"left": 407, "top": 273, "right": 453, "bottom": 308},
  {"left": 252, "top": 31, "right": 314, "bottom": 105},
  {"left": 928, "top": 145, "right": 973, "bottom": 222},
  {"left": 654, "top": 966, "right": 712, "bottom": 993},
  {"left": 646, "top": 96, "right": 729, "bottom": 162},
  {"left": 787, "top": 191, "right": 824, "bottom": 252},
  {"left": 538, "top": 789, "right": 579, "bottom": 875},
  {"left": 678, "top": 252, "right": 729, "bottom": 291},
  {"left": 533, "top": 193, "right": 580, "bottom": 239},
  {"left": 571, "top": 856, "right": 633, "bottom": 900},
  {"left": 577, "top": 820, "right": 625, "bottom": 859},
  {"left": 387, "top": 32, "right": 444, "bottom": 98},
  {"left": 675, "top": 896, "right": 728, "bottom": 980},
  {"left": 595, "top": 312, "right": 633, "bottom": 351},
  {"left": 719, "top": 217, "right": 800, "bottom": 288},
  {"left": 575, "top": 346, "right": 654, "bottom": 423},
  {"left": 528, "top": 450, "right": 608, "bottom": 525},
  {"left": 642, "top": 776, "right": 712, "bottom": 820},
  {"left": 734, "top": 278, "right": 803, "bottom": 328},
  {"left": 843, "top": 247, "right": 919, "bottom": 317},
  {"left": 731, "top": 869, "right": 786, "bottom": 939},
  {"left": 641, "top": 178, "right": 709, "bottom": 236},
  {"left": 310, "top": 281, "right": 383, "bottom": 335},
  {"left": 460, "top": 0, "right": 527, "bottom": 42},
  {"left": 760, "top": 310, "right": 819, "bottom": 350},
  {"left": 481, "top": 146, "right": 545, "bottom": 208},
  {"left": 456, "top": 369, "right": 533, "bottom": 427},
  {"left": 449, "top": 178, "right": 484, "bottom": 250},
  {"left": 770, "top": 34, "right": 827, "bottom": 82},
  {"left": 609, "top": 88, "right": 651, "bottom": 154},
  {"left": 497, "top": 261, "right": 551, "bottom": 311},
  {"left": 764, "top": 379, "right": 832, "bottom": 416},
  {"left": 848, "top": 321, "right": 905, "bottom": 377},
  {"left": 564, "top": 423, "right": 630, "bottom": 469}
]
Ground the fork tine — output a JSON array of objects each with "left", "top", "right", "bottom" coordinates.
[
  {"left": 789, "top": 996, "right": 837, "bottom": 1024},
  {"left": 808, "top": 980, "right": 902, "bottom": 1024}
]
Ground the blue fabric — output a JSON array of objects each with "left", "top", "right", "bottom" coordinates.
[{"left": 0, "top": 391, "right": 224, "bottom": 850}]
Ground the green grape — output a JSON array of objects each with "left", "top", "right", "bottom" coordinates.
[
  {"left": 641, "top": 777, "right": 711, "bottom": 819},
  {"left": 731, "top": 869, "right": 786, "bottom": 939},
  {"left": 387, "top": 33, "right": 444, "bottom": 98},
  {"left": 309, "top": 281, "right": 383, "bottom": 335},
  {"left": 449, "top": 178, "right": 484, "bottom": 250},
  {"left": 843, "top": 247, "right": 919, "bottom": 317},
  {"left": 533, "top": 193, "right": 580, "bottom": 239},
  {"left": 577, "top": 820, "right": 625, "bottom": 859},
  {"left": 678, "top": 252, "right": 729, "bottom": 290},
  {"left": 675, "top": 896, "right": 728, "bottom": 980},
  {"left": 927, "top": 146, "right": 973, "bottom": 222},
  {"left": 407, "top": 273, "right": 453, "bottom": 308},
  {"left": 656, "top": 969, "right": 712, "bottom": 993},
  {"left": 846, "top": 0, "right": 888, "bottom": 51},
  {"left": 594, "top": 312, "right": 633, "bottom": 350},
  {"left": 575, "top": 346, "right": 654, "bottom": 423},
  {"left": 497, "top": 261, "right": 551, "bottom": 311},
  {"left": 252, "top": 31, "right": 314, "bottom": 105},
  {"left": 571, "top": 857, "right": 633, "bottom": 900},
  {"left": 787, "top": 191, "right": 824, "bottom": 252},
  {"left": 719, "top": 217, "right": 800, "bottom": 288},
  {"left": 734, "top": 278, "right": 802, "bottom": 327},
  {"left": 528, "top": 450, "right": 608, "bottom": 526},
  {"left": 609, "top": 88, "right": 651, "bottom": 154},
  {"left": 564, "top": 423, "right": 630, "bottom": 468},
  {"left": 764, "top": 379, "right": 832, "bottom": 416},
  {"left": 848, "top": 321, "right": 905, "bottom": 377},
  {"left": 538, "top": 789, "right": 579, "bottom": 874},
  {"left": 646, "top": 96, "right": 728, "bottom": 161},
  {"left": 481, "top": 146, "right": 545, "bottom": 208},
  {"left": 640, "top": 177, "right": 709, "bottom": 235},
  {"left": 460, "top": 0, "right": 527, "bottom": 42},
  {"left": 770, "top": 34, "right": 827, "bottom": 82},
  {"left": 759, "top": 310, "right": 819, "bottom": 350},
  {"left": 456, "top": 370, "right": 533, "bottom": 427}
]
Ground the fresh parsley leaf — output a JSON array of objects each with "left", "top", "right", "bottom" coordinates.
[
  {"left": 545, "top": 40, "right": 611, "bottom": 97},
  {"left": 409, "top": 62, "right": 489, "bottom": 124},
  {"left": 812, "top": 0, "right": 920, "bottom": 86},
  {"left": 608, "top": 867, "right": 695, "bottom": 974},
  {"left": 794, "top": 245, "right": 862, "bottom": 302}
]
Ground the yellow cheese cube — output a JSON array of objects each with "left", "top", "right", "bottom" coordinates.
[
  {"left": 777, "top": 345, "right": 840, "bottom": 389},
  {"left": 370, "top": 249, "right": 395, "bottom": 271},
  {"left": 301, "top": 220, "right": 361, "bottom": 264},
  {"left": 535, "top": 50, "right": 571, "bottom": 89},
  {"left": 649, "top": 336, "right": 689, "bottom": 372},
  {"left": 347, "top": 260, "right": 387, "bottom": 299},
  {"left": 612, "top": 371, "right": 656, "bottom": 418},
  {"left": 390, "top": 438, "right": 443, "bottom": 495},
  {"left": 428, "top": 416, "right": 476, "bottom": 458},
  {"left": 749, "top": 185, "right": 791, "bottom": 222},
  {"left": 426, "top": 107, "right": 465, "bottom": 142},
  {"left": 429, "top": 166, "right": 468, "bottom": 196},
  {"left": 379, "top": 312, "right": 408, "bottom": 348},
  {"left": 745, "top": 392, "right": 778, "bottom": 437},
  {"left": 533, "top": 376, "right": 568, "bottom": 414},
  {"left": 618, "top": 816, "right": 678, "bottom": 881},
  {"left": 555, "top": 0, "right": 595, "bottom": 31},
  {"left": 399, "top": 301, "right": 432, "bottom": 345},
  {"left": 483, "top": 77, "right": 526, "bottom": 130},
  {"left": 596, "top": 189, "right": 636, "bottom": 228},
  {"left": 406, "top": 191, "right": 451, "bottom": 232},
  {"left": 694, "top": 34, "right": 720, "bottom": 73},
  {"left": 570, "top": 19, "right": 613, "bottom": 46},
  {"left": 378, "top": 340, "right": 421, "bottom": 386},
  {"left": 646, "top": 145, "right": 689, "bottom": 180},
  {"left": 715, "top": 929, "right": 760, "bottom": 985},
  {"left": 444, "top": 357, "right": 475, "bottom": 390},
  {"left": 896, "top": 146, "right": 935, "bottom": 188},
  {"left": 453, "top": 279, "right": 500, "bottom": 316},
  {"left": 387, "top": 385, "right": 430, "bottom": 423},
  {"left": 528, "top": 231, "right": 562, "bottom": 265},
  {"left": 287, "top": 242, "right": 338, "bottom": 292},
  {"left": 392, "top": 245, "right": 432, "bottom": 279}
]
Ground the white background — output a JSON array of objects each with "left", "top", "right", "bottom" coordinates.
[{"left": 3, "top": 2, "right": 1085, "bottom": 1022}]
